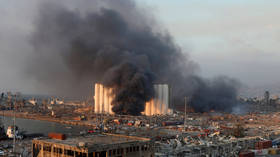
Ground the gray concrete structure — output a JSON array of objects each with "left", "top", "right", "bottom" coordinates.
[{"left": 32, "top": 134, "right": 154, "bottom": 157}]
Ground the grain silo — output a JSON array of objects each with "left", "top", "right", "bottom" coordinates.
[
  {"left": 94, "top": 83, "right": 173, "bottom": 115},
  {"left": 94, "top": 83, "right": 114, "bottom": 114}
]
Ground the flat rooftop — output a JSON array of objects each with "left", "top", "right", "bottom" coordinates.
[{"left": 33, "top": 133, "right": 151, "bottom": 150}]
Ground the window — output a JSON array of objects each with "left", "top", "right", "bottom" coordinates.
[
  {"left": 53, "top": 147, "right": 57, "bottom": 153},
  {"left": 53, "top": 147, "right": 62, "bottom": 154},
  {"left": 117, "top": 149, "right": 120, "bottom": 154},
  {"left": 74, "top": 151, "right": 87, "bottom": 157},
  {"left": 65, "top": 149, "right": 74, "bottom": 156},
  {"left": 58, "top": 148, "right": 62, "bottom": 154},
  {"left": 43, "top": 146, "right": 51, "bottom": 152}
]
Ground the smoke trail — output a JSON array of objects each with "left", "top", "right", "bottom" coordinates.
[{"left": 27, "top": 0, "right": 240, "bottom": 114}]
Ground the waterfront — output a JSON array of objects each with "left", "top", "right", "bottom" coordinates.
[{"left": 1, "top": 116, "right": 87, "bottom": 136}]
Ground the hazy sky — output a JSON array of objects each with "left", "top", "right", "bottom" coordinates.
[
  {"left": 138, "top": 0, "right": 280, "bottom": 85},
  {"left": 0, "top": 0, "right": 280, "bottom": 94}
]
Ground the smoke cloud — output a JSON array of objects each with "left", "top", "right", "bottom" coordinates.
[{"left": 27, "top": 0, "right": 240, "bottom": 115}]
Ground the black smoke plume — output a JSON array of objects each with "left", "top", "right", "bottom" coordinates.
[{"left": 27, "top": 0, "right": 240, "bottom": 115}]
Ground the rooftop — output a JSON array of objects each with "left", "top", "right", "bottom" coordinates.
[{"left": 33, "top": 133, "right": 151, "bottom": 150}]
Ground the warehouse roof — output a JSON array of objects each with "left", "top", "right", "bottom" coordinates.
[{"left": 33, "top": 133, "right": 150, "bottom": 148}]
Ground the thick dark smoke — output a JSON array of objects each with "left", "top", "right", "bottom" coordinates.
[
  {"left": 189, "top": 76, "right": 240, "bottom": 112},
  {"left": 105, "top": 63, "right": 154, "bottom": 115},
  {"left": 27, "top": 0, "right": 240, "bottom": 115}
]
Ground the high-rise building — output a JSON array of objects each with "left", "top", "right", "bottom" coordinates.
[{"left": 264, "top": 91, "right": 270, "bottom": 106}]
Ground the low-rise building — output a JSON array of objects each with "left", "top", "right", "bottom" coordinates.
[{"left": 32, "top": 133, "right": 154, "bottom": 157}]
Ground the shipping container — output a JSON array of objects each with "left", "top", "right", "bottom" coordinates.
[
  {"left": 251, "top": 149, "right": 268, "bottom": 155},
  {"left": 255, "top": 140, "right": 272, "bottom": 149},
  {"left": 48, "top": 133, "right": 66, "bottom": 140},
  {"left": 114, "top": 119, "right": 121, "bottom": 125},
  {"left": 239, "top": 151, "right": 254, "bottom": 157},
  {"left": 162, "top": 121, "right": 183, "bottom": 126},
  {"left": 268, "top": 148, "right": 279, "bottom": 155},
  {"left": 127, "top": 123, "right": 133, "bottom": 126}
]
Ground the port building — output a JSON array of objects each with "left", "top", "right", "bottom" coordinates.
[
  {"left": 32, "top": 133, "right": 154, "bottom": 157},
  {"left": 94, "top": 83, "right": 173, "bottom": 115}
]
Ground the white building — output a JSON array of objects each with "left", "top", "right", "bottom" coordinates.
[
  {"left": 6, "top": 126, "right": 23, "bottom": 139},
  {"left": 94, "top": 83, "right": 173, "bottom": 115}
]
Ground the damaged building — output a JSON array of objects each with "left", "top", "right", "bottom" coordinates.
[{"left": 32, "top": 133, "right": 154, "bottom": 157}]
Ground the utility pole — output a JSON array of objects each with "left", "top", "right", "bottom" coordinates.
[
  {"left": 13, "top": 94, "right": 16, "bottom": 153},
  {"left": 184, "top": 97, "right": 188, "bottom": 132}
]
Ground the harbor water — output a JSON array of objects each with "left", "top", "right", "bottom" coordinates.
[{"left": 1, "top": 116, "right": 88, "bottom": 136}]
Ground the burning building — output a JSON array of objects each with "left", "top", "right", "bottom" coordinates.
[{"left": 94, "top": 83, "right": 173, "bottom": 115}]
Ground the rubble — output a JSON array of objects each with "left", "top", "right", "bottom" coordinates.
[{"left": 2, "top": 92, "right": 280, "bottom": 156}]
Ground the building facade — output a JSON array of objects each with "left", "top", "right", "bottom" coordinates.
[{"left": 32, "top": 134, "right": 154, "bottom": 157}]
